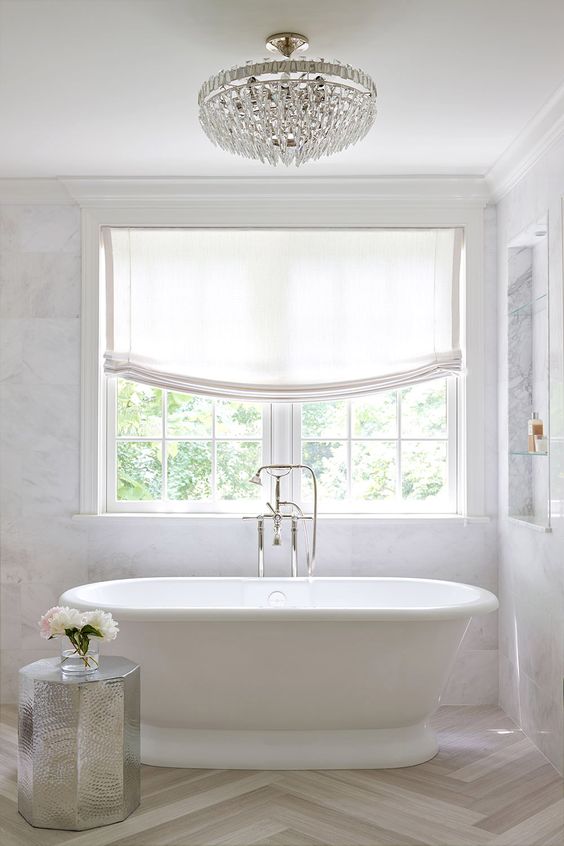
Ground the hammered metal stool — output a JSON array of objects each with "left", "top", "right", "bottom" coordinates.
[{"left": 18, "top": 656, "right": 140, "bottom": 830}]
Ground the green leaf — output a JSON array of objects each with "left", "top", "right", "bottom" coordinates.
[{"left": 80, "top": 625, "right": 103, "bottom": 638}]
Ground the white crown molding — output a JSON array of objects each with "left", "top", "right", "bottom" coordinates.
[
  {"left": 0, "top": 178, "right": 75, "bottom": 204},
  {"left": 486, "top": 80, "right": 564, "bottom": 203},
  {"left": 61, "top": 175, "right": 489, "bottom": 207},
  {"left": 0, "top": 175, "right": 489, "bottom": 208}
]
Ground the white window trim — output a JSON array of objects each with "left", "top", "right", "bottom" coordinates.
[
  {"left": 104, "top": 378, "right": 457, "bottom": 515},
  {"left": 106, "top": 378, "right": 272, "bottom": 513},
  {"left": 79, "top": 188, "right": 486, "bottom": 519},
  {"left": 289, "top": 377, "right": 458, "bottom": 514}
]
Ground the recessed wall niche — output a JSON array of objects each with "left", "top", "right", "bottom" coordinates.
[{"left": 507, "top": 215, "right": 550, "bottom": 530}]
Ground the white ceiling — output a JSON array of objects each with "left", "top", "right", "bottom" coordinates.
[{"left": 1, "top": 0, "right": 564, "bottom": 178}]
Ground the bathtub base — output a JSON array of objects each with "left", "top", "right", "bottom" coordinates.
[{"left": 141, "top": 723, "right": 439, "bottom": 770}]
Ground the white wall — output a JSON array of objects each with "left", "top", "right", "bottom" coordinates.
[
  {"left": 497, "top": 136, "right": 564, "bottom": 775},
  {"left": 0, "top": 202, "right": 498, "bottom": 706}
]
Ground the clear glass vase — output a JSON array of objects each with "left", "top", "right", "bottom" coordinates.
[{"left": 60, "top": 636, "right": 100, "bottom": 675}]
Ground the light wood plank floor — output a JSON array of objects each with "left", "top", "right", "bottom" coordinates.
[{"left": 1, "top": 705, "right": 562, "bottom": 846}]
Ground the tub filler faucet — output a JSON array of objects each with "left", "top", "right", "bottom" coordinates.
[{"left": 244, "top": 464, "right": 318, "bottom": 578}]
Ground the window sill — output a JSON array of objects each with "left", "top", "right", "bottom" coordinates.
[{"left": 73, "top": 513, "right": 490, "bottom": 525}]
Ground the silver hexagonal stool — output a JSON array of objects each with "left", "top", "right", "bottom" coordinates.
[{"left": 18, "top": 656, "right": 140, "bottom": 830}]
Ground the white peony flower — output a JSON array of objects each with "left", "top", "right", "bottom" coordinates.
[
  {"left": 39, "top": 606, "right": 63, "bottom": 639},
  {"left": 39, "top": 606, "right": 84, "bottom": 638},
  {"left": 82, "top": 609, "right": 119, "bottom": 642}
]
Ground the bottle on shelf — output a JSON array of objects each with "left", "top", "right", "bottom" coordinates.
[
  {"left": 534, "top": 435, "right": 548, "bottom": 454},
  {"left": 528, "top": 411, "right": 544, "bottom": 452}
]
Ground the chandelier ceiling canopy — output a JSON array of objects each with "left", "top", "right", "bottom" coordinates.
[{"left": 198, "top": 32, "right": 377, "bottom": 167}]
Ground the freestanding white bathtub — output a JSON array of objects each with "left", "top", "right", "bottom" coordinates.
[{"left": 60, "top": 577, "right": 498, "bottom": 769}]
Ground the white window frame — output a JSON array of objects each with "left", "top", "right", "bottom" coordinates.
[
  {"left": 78, "top": 183, "right": 486, "bottom": 519},
  {"left": 106, "top": 378, "right": 271, "bottom": 513},
  {"left": 105, "top": 377, "right": 457, "bottom": 514},
  {"left": 289, "top": 377, "right": 458, "bottom": 514}
]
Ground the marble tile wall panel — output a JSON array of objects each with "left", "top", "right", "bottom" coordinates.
[
  {"left": 497, "top": 134, "right": 564, "bottom": 774},
  {"left": 507, "top": 248, "right": 534, "bottom": 518},
  {"left": 0, "top": 204, "right": 88, "bottom": 702},
  {"left": 0, "top": 203, "right": 499, "bottom": 709}
]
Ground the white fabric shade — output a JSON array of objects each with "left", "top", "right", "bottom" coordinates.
[{"left": 103, "top": 227, "right": 463, "bottom": 401}]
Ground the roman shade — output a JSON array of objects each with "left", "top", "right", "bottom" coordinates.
[{"left": 103, "top": 227, "right": 463, "bottom": 401}]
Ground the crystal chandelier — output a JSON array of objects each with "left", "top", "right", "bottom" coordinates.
[{"left": 198, "top": 32, "right": 377, "bottom": 167}]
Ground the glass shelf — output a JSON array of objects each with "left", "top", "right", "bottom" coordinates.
[
  {"left": 508, "top": 515, "right": 552, "bottom": 532},
  {"left": 508, "top": 292, "right": 547, "bottom": 316},
  {"left": 510, "top": 450, "right": 548, "bottom": 457}
]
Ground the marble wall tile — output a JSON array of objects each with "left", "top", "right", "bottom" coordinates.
[
  {"left": 20, "top": 582, "right": 64, "bottom": 649},
  {"left": 499, "top": 653, "right": 520, "bottom": 724},
  {"left": 6, "top": 518, "right": 87, "bottom": 584},
  {"left": 0, "top": 583, "right": 21, "bottom": 649},
  {"left": 518, "top": 671, "right": 564, "bottom": 773},
  {"left": 0, "top": 445, "right": 22, "bottom": 522},
  {"left": 21, "top": 319, "right": 80, "bottom": 385},
  {"left": 21, "top": 447, "right": 79, "bottom": 517},
  {"left": 0, "top": 253, "right": 30, "bottom": 317},
  {"left": 0, "top": 252, "right": 81, "bottom": 318},
  {"left": 0, "top": 646, "right": 58, "bottom": 704},
  {"left": 507, "top": 247, "right": 532, "bottom": 311},
  {"left": 350, "top": 522, "right": 498, "bottom": 591},
  {"left": 0, "top": 385, "right": 26, "bottom": 449},
  {"left": 5, "top": 384, "right": 81, "bottom": 452},
  {"left": 460, "top": 610, "right": 498, "bottom": 651},
  {"left": 497, "top": 133, "right": 564, "bottom": 774},
  {"left": 0, "top": 319, "right": 23, "bottom": 382},
  {"left": 442, "top": 650, "right": 499, "bottom": 705},
  {"left": 0, "top": 205, "right": 80, "bottom": 255}
]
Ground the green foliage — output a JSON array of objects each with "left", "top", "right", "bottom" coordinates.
[
  {"left": 167, "top": 393, "right": 212, "bottom": 437},
  {"left": 302, "top": 380, "right": 448, "bottom": 505},
  {"left": 401, "top": 442, "right": 446, "bottom": 500},
  {"left": 302, "top": 441, "right": 347, "bottom": 500},
  {"left": 117, "top": 380, "right": 162, "bottom": 436},
  {"left": 401, "top": 382, "right": 447, "bottom": 437},
  {"left": 167, "top": 441, "right": 212, "bottom": 500},
  {"left": 80, "top": 624, "right": 103, "bottom": 638},
  {"left": 117, "top": 441, "right": 162, "bottom": 500},
  {"left": 352, "top": 442, "right": 396, "bottom": 500},
  {"left": 302, "top": 402, "right": 347, "bottom": 438},
  {"left": 217, "top": 441, "right": 261, "bottom": 500},
  {"left": 216, "top": 401, "right": 262, "bottom": 436},
  {"left": 64, "top": 627, "right": 97, "bottom": 659},
  {"left": 352, "top": 393, "right": 397, "bottom": 437}
]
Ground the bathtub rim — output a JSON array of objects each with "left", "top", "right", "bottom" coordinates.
[{"left": 60, "top": 576, "right": 499, "bottom": 622}]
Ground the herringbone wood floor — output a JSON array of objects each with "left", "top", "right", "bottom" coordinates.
[{"left": 1, "top": 705, "right": 562, "bottom": 846}]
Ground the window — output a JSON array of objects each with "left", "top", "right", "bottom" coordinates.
[
  {"left": 106, "top": 376, "right": 457, "bottom": 514},
  {"left": 107, "top": 379, "right": 268, "bottom": 512},
  {"left": 80, "top": 203, "right": 485, "bottom": 519},
  {"left": 294, "top": 378, "right": 457, "bottom": 513},
  {"left": 94, "top": 220, "right": 471, "bottom": 517}
]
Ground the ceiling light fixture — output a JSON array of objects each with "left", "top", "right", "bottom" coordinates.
[{"left": 198, "top": 32, "right": 377, "bottom": 167}]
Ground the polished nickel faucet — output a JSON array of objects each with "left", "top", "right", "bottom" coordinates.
[{"left": 244, "top": 464, "right": 318, "bottom": 578}]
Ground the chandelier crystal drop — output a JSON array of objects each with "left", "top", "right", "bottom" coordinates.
[{"left": 198, "top": 32, "right": 377, "bottom": 167}]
